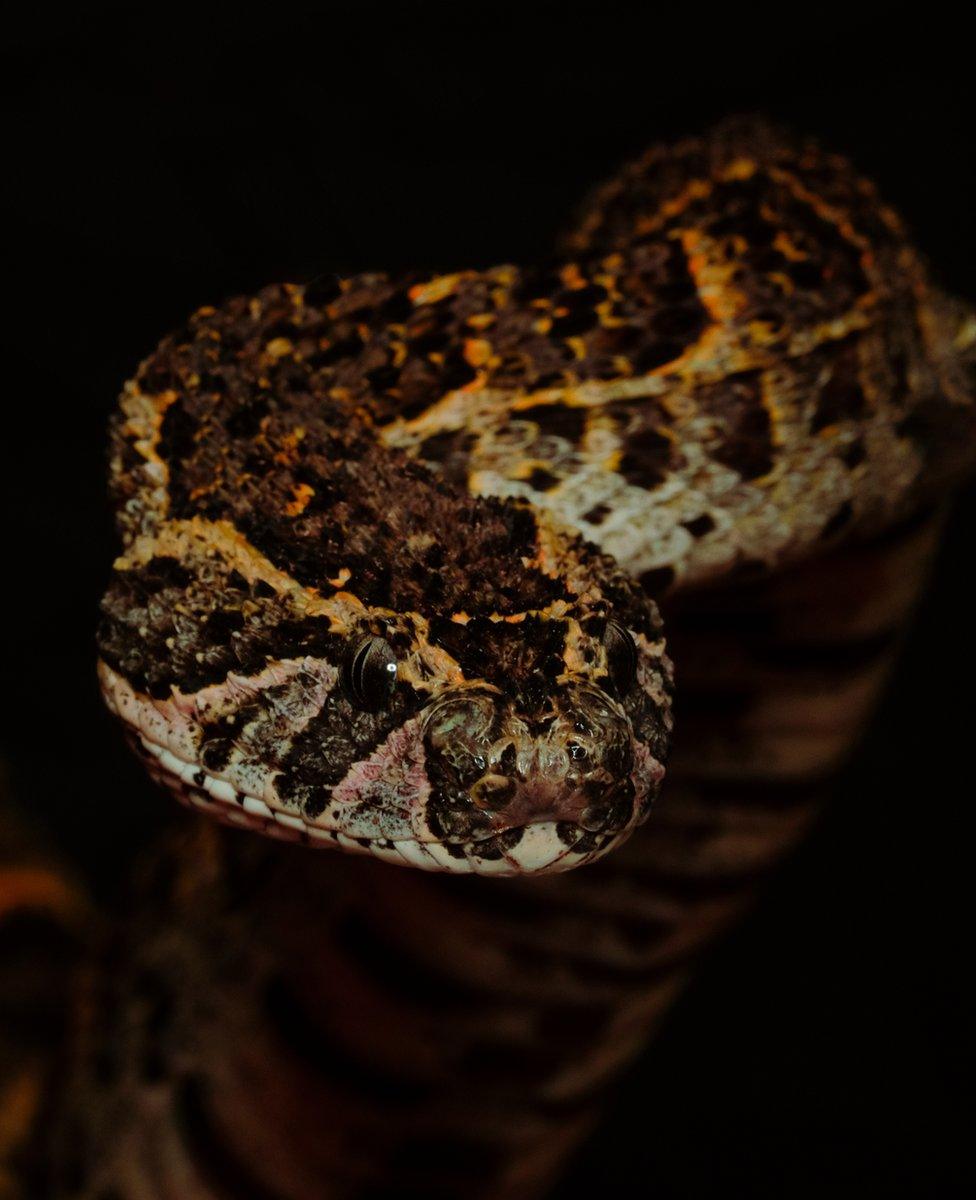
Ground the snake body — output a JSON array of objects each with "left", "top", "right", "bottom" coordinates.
[
  {"left": 96, "top": 118, "right": 975, "bottom": 874},
  {"left": 4, "top": 117, "right": 975, "bottom": 1198}
]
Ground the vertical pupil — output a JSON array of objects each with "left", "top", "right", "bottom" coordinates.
[
  {"left": 604, "top": 621, "right": 637, "bottom": 693},
  {"left": 351, "top": 640, "right": 372, "bottom": 700},
  {"left": 350, "top": 643, "right": 364, "bottom": 700},
  {"left": 348, "top": 637, "right": 397, "bottom": 708}
]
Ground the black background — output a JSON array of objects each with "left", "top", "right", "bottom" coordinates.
[{"left": 3, "top": 3, "right": 973, "bottom": 1196}]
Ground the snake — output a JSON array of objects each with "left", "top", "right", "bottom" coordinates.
[
  {"left": 95, "top": 115, "right": 976, "bottom": 877},
  {"left": 3, "top": 114, "right": 974, "bottom": 1199}
]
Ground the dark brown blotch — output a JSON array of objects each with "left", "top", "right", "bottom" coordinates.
[
  {"left": 820, "top": 500, "right": 855, "bottom": 540},
  {"left": 811, "top": 341, "right": 867, "bottom": 433},
  {"left": 697, "top": 371, "right": 773, "bottom": 481},
  {"left": 682, "top": 513, "right": 716, "bottom": 537},
  {"left": 582, "top": 502, "right": 612, "bottom": 526},
  {"left": 515, "top": 402, "right": 588, "bottom": 444},
  {"left": 637, "top": 565, "right": 676, "bottom": 596},
  {"left": 618, "top": 427, "right": 675, "bottom": 490},
  {"left": 525, "top": 466, "right": 561, "bottom": 492}
]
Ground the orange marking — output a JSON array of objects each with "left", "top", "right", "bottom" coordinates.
[
  {"left": 284, "top": 482, "right": 316, "bottom": 517},
  {"left": 772, "top": 230, "right": 807, "bottom": 262},
  {"left": 490, "top": 286, "right": 509, "bottom": 309},
  {"left": 272, "top": 426, "right": 306, "bottom": 466},
  {"left": 463, "top": 338, "right": 493, "bottom": 368},
  {"left": 768, "top": 165, "right": 876, "bottom": 277},
  {"left": 678, "top": 228, "right": 747, "bottom": 323},
  {"left": 559, "top": 263, "right": 587, "bottom": 289},
  {"left": 633, "top": 178, "right": 712, "bottom": 239},
  {"left": 720, "top": 157, "right": 758, "bottom": 181},
  {"left": 409, "top": 273, "right": 464, "bottom": 306},
  {"left": 265, "top": 337, "right": 293, "bottom": 359},
  {"left": 0, "top": 867, "right": 85, "bottom": 925},
  {"left": 461, "top": 372, "right": 488, "bottom": 393},
  {"left": 466, "top": 312, "right": 496, "bottom": 330},
  {"left": 768, "top": 270, "right": 796, "bottom": 296}
]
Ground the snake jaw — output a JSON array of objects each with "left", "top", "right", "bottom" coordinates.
[
  {"left": 120, "top": 731, "right": 650, "bottom": 877},
  {"left": 98, "top": 649, "right": 667, "bottom": 875}
]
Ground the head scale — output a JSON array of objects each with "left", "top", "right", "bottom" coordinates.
[{"left": 98, "top": 285, "right": 673, "bottom": 875}]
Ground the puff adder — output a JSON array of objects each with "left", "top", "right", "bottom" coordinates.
[{"left": 97, "top": 117, "right": 976, "bottom": 875}]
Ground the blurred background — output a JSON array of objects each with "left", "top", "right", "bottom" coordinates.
[{"left": 3, "top": 3, "right": 973, "bottom": 1195}]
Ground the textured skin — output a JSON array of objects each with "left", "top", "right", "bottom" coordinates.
[
  {"left": 40, "top": 511, "right": 948, "bottom": 1200},
  {"left": 6, "top": 116, "right": 975, "bottom": 1200},
  {"left": 97, "top": 290, "right": 672, "bottom": 873},
  {"left": 96, "top": 117, "right": 976, "bottom": 876}
]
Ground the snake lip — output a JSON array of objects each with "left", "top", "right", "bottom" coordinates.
[
  {"left": 99, "top": 658, "right": 659, "bottom": 875},
  {"left": 130, "top": 733, "right": 630, "bottom": 876}
]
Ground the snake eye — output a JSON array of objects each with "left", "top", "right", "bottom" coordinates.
[
  {"left": 344, "top": 637, "right": 398, "bottom": 709},
  {"left": 603, "top": 620, "right": 638, "bottom": 696}
]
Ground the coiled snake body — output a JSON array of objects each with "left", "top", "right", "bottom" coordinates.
[
  {"left": 4, "top": 118, "right": 975, "bottom": 1197},
  {"left": 96, "top": 118, "right": 974, "bottom": 874}
]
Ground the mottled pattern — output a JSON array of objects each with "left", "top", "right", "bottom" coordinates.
[
  {"left": 10, "top": 117, "right": 975, "bottom": 1200},
  {"left": 97, "top": 116, "right": 976, "bottom": 874},
  {"left": 44, "top": 510, "right": 949, "bottom": 1200},
  {"left": 98, "top": 299, "right": 671, "bottom": 872}
]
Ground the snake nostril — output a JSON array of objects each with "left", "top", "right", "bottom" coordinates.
[
  {"left": 492, "top": 741, "right": 517, "bottom": 776},
  {"left": 470, "top": 773, "right": 516, "bottom": 811}
]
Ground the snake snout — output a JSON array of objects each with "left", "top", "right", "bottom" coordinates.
[
  {"left": 422, "top": 682, "right": 638, "bottom": 840},
  {"left": 494, "top": 702, "right": 636, "bottom": 830}
]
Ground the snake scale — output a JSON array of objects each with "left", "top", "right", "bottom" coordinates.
[{"left": 4, "top": 117, "right": 975, "bottom": 1197}]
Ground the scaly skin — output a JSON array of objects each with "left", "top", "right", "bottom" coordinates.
[
  {"left": 6, "top": 115, "right": 970, "bottom": 1200},
  {"left": 96, "top": 117, "right": 976, "bottom": 875},
  {"left": 38, "top": 507, "right": 955, "bottom": 1200}
]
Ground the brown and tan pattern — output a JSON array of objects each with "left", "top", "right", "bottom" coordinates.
[
  {"left": 95, "top": 118, "right": 975, "bottom": 878},
  {"left": 40, "top": 510, "right": 946, "bottom": 1200},
  {"left": 7, "top": 117, "right": 976, "bottom": 1197}
]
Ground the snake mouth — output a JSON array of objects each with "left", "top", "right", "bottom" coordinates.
[
  {"left": 132, "top": 732, "right": 629, "bottom": 875},
  {"left": 100, "top": 660, "right": 664, "bottom": 876}
]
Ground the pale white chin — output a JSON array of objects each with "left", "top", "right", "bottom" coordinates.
[{"left": 133, "top": 733, "right": 626, "bottom": 877}]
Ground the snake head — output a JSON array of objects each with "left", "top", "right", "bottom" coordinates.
[
  {"left": 97, "top": 289, "right": 672, "bottom": 874},
  {"left": 98, "top": 530, "right": 672, "bottom": 875}
]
